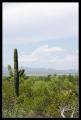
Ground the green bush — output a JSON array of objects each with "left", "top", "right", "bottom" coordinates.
[{"left": 2, "top": 74, "right": 79, "bottom": 118}]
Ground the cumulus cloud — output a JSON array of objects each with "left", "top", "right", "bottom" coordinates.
[
  {"left": 49, "top": 53, "right": 78, "bottom": 69},
  {"left": 43, "top": 46, "right": 63, "bottom": 53},
  {"left": 3, "top": 3, "right": 78, "bottom": 69},
  {"left": 19, "top": 54, "right": 38, "bottom": 63},
  {"left": 19, "top": 45, "right": 64, "bottom": 63},
  {"left": 18, "top": 45, "right": 78, "bottom": 69},
  {"left": 31, "top": 45, "right": 64, "bottom": 56},
  {"left": 19, "top": 53, "right": 78, "bottom": 69}
]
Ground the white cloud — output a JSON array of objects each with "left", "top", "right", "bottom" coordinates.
[
  {"left": 3, "top": 3, "right": 78, "bottom": 69},
  {"left": 3, "top": 3, "right": 78, "bottom": 25},
  {"left": 65, "top": 54, "right": 78, "bottom": 62},
  {"left": 43, "top": 46, "right": 63, "bottom": 53},
  {"left": 49, "top": 53, "right": 78, "bottom": 69},
  {"left": 19, "top": 51, "right": 78, "bottom": 69},
  {"left": 49, "top": 56, "right": 59, "bottom": 63},
  {"left": 18, "top": 45, "right": 78, "bottom": 70},
  {"left": 3, "top": 3, "right": 78, "bottom": 45},
  {"left": 19, "top": 54, "right": 38, "bottom": 63},
  {"left": 31, "top": 45, "right": 64, "bottom": 55},
  {"left": 19, "top": 45, "right": 64, "bottom": 63}
]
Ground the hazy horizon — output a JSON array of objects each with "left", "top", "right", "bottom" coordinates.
[
  {"left": 3, "top": 65, "right": 78, "bottom": 71},
  {"left": 3, "top": 3, "right": 79, "bottom": 70}
]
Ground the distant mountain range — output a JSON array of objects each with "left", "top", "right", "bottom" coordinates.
[{"left": 3, "top": 66, "right": 78, "bottom": 76}]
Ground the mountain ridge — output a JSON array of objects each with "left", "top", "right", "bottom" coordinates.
[{"left": 3, "top": 66, "right": 78, "bottom": 76}]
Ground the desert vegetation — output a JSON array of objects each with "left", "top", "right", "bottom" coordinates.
[
  {"left": 2, "top": 72, "right": 79, "bottom": 118},
  {"left": 2, "top": 49, "right": 79, "bottom": 118}
]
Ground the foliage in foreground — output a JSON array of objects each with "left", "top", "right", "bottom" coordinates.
[{"left": 2, "top": 74, "right": 79, "bottom": 118}]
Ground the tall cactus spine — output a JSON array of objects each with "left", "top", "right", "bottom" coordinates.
[{"left": 14, "top": 48, "right": 19, "bottom": 96}]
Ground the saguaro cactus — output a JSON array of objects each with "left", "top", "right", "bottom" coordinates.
[{"left": 14, "top": 48, "right": 19, "bottom": 96}]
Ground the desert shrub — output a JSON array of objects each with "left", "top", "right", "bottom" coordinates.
[
  {"left": 2, "top": 74, "right": 79, "bottom": 118},
  {"left": 43, "top": 103, "right": 60, "bottom": 118}
]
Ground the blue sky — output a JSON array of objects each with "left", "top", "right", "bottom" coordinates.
[{"left": 3, "top": 3, "right": 78, "bottom": 70}]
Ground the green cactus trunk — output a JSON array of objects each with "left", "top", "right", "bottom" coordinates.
[{"left": 14, "top": 48, "right": 19, "bottom": 96}]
